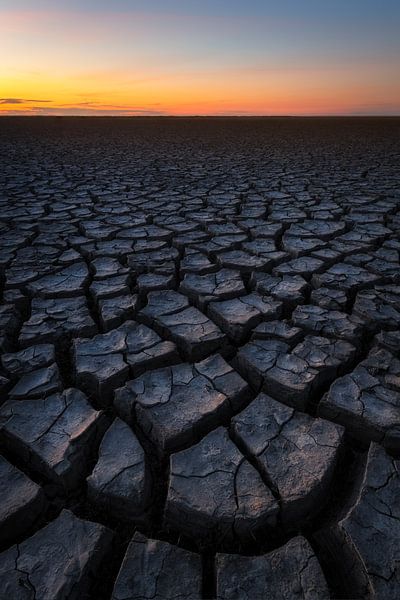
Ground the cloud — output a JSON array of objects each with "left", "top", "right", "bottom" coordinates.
[
  {"left": 0, "top": 105, "right": 167, "bottom": 116},
  {"left": 58, "top": 101, "right": 162, "bottom": 111},
  {"left": 0, "top": 98, "right": 52, "bottom": 104}
]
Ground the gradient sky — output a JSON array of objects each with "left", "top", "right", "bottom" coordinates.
[{"left": 1, "top": 0, "right": 399, "bottom": 116}]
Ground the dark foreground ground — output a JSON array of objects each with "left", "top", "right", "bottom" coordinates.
[{"left": 0, "top": 117, "right": 399, "bottom": 599}]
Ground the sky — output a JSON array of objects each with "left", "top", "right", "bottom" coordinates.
[{"left": 1, "top": 0, "right": 399, "bottom": 116}]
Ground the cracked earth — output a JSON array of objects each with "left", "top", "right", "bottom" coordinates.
[{"left": 0, "top": 116, "right": 399, "bottom": 599}]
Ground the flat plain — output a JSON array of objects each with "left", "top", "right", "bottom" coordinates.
[{"left": 0, "top": 117, "right": 399, "bottom": 599}]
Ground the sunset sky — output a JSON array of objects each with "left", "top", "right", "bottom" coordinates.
[{"left": 1, "top": 0, "right": 399, "bottom": 116}]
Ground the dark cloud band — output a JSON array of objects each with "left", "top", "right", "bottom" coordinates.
[{"left": 0, "top": 98, "right": 52, "bottom": 105}]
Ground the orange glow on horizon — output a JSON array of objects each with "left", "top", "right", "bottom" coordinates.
[{"left": 2, "top": 62, "right": 399, "bottom": 117}]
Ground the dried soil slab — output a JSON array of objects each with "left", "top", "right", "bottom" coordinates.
[
  {"left": 27, "top": 262, "right": 89, "bottom": 298},
  {"left": 366, "top": 256, "right": 400, "bottom": 281},
  {"left": 331, "top": 229, "right": 379, "bottom": 248},
  {"left": 98, "top": 294, "right": 139, "bottom": 332},
  {"left": 319, "top": 347, "right": 400, "bottom": 451},
  {"left": 176, "top": 231, "right": 211, "bottom": 248},
  {"left": 154, "top": 306, "right": 227, "bottom": 361},
  {"left": 128, "top": 247, "right": 180, "bottom": 274},
  {"left": 375, "top": 284, "right": 400, "bottom": 308},
  {"left": 73, "top": 321, "right": 178, "bottom": 402},
  {"left": 217, "top": 249, "right": 272, "bottom": 272},
  {"left": 180, "top": 269, "right": 246, "bottom": 309},
  {"left": 81, "top": 221, "right": 118, "bottom": 240},
  {"left": 282, "top": 235, "right": 325, "bottom": 258},
  {"left": 249, "top": 223, "right": 283, "bottom": 239},
  {"left": 236, "top": 338, "right": 290, "bottom": 391},
  {"left": 0, "top": 388, "right": 105, "bottom": 488},
  {"left": 5, "top": 263, "right": 55, "bottom": 290},
  {"left": 90, "top": 274, "right": 130, "bottom": 303},
  {"left": 273, "top": 257, "right": 324, "bottom": 280},
  {"left": 136, "top": 272, "right": 175, "bottom": 293},
  {"left": 316, "top": 444, "right": 400, "bottom": 599},
  {"left": 237, "top": 335, "right": 354, "bottom": 409},
  {"left": 2, "top": 344, "right": 55, "bottom": 376},
  {"left": 140, "top": 290, "right": 190, "bottom": 324},
  {"left": 0, "top": 509, "right": 113, "bottom": 600},
  {"left": 269, "top": 208, "right": 307, "bottom": 222},
  {"left": 208, "top": 293, "right": 282, "bottom": 343},
  {"left": 165, "top": 427, "right": 278, "bottom": 542},
  {"left": 161, "top": 217, "right": 199, "bottom": 233},
  {"left": 329, "top": 239, "right": 372, "bottom": 257},
  {"left": 262, "top": 353, "right": 322, "bottom": 409},
  {"left": 115, "top": 354, "right": 250, "bottom": 453},
  {"left": 232, "top": 394, "right": 344, "bottom": 524},
  {"left": 125, "top": 224, "right": 173, "bottom": 241},
  {"left": 208, "top": 222, "right": 244, "bottom": 236},
  {"left": 193, "top": 235, "right": 246, "bottom": 256},
  {"left": 292, "top": 305, "right": 363, "bottom": 343},
  {"left": 82, "top": 238, "right": 133, "bottom": 259},
  {"left": 90, "top": 256, "right": 129, "bottom": 279},
  {"left": 252, "top": 319, "right": 304, "bottom": 346},
  {"left": 59, "top": 248, "right": 82, "bottom": 264},
  {"left": 87, "top": 418, "right": 151, "bottom": 523},
  {"left": 19, "top": 296, "right": 97, "bottom": 347},
  {"left": 180, "top": 251, "right": 216, "bottom": 274},
  {"left": 3, "top": 260, "right": 28, "bottom": 293},
  {"left": 251, "top": 273, "right": 308, "bottom": 309},
  {"left": 311, "top": 248, "right": 342, "bottom": 266},
  {"left": 112, "top": 532, "right": 202, "bottom": 600},
  {"left": 286, "top": 220, "right": 346, "bottom": 240},
  {"left": 266, "top": 335, "right": 356, "bottom": 408},
  {"left": 312, "top": 262, "right": 381, "bottom": 292},
  {"left": 374, "top": 329, "right": 400, "bottom": 355},
  {"left": 240, "top": 238, "right": 275, "bottom": 253},
  {"left": 139, "top": 291, "right": 227, "bottom": 361},
  {"left": 0, "top": 456, "right": 45, "bottom": 546},
  {"left": 8, "top": 363, "right": 62, "bottom": 399},
  {"left": 352, "top": 287, "right": 400, "bottom": 331},
  {"left": 216, "top": 536, "right": 329, "bottom": 600},
  {"left": 75, "top": 348, "right": 128, "bottom": 403},
  {"left": 311, "top": 287, "right": 347, "bottom": 311}
]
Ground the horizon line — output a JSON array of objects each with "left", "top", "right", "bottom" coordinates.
[{"left": 1, "top": 114, "right": 399, "bottom": 118}]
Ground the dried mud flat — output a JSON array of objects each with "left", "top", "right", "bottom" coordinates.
[{"left": 0, "top": 116, "right": 399, "bottom": 599}]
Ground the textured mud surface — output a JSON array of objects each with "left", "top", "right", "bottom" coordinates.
[{"left": 0, "top": 116, "right": 399, "bottom": 599}]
